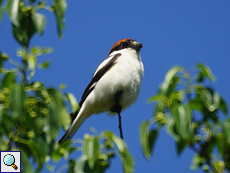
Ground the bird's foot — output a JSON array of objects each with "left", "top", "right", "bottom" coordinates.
[{"left": 110, "top": 105, "right": 122, "bottom": 114}]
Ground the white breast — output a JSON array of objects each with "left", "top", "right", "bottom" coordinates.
[{"left": 83, "top": 48, "right": 144, "bottom": 115}]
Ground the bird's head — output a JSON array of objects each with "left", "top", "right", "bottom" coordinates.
[{"left": 108, "top": 39, "right": 143, "bottom": 55}]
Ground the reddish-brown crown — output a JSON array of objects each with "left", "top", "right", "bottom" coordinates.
[{"left": 108, "top": 38, "right": 132, "bottom": 55}]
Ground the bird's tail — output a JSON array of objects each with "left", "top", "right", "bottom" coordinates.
[{"left": 58, "top": 110, "right": 89, "bottom": 144}]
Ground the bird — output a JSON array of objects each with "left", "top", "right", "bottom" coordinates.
[{"left": 59, "top": 38, "right": 144, "bottom": 144}]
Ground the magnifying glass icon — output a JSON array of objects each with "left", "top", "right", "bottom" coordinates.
[{"left": 3, "top": 154, "right": 18, "bottom": 170}]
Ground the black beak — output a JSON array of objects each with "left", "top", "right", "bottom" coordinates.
[{"left": 132, "top": 43, "right": 143, "bottom": 51}]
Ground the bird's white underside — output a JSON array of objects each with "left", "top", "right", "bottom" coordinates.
[
  {"left": 83, "top": 48, "right": 144, "bottom": 116},
  {"left": 62, "top": 47, "right": 144, "bottom": 140}
]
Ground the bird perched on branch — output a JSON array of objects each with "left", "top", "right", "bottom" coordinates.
[{"left": 59, "top": 38, "right": 144, "bottom": 144}]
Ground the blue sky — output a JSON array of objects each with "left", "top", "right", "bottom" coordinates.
[{"left": 1, "top": 1, "right": 230, "bottom": 172}]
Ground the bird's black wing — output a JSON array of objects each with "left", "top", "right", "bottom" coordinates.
[{"left": 70, "top": 53, "right": 121, "bottom": 122}]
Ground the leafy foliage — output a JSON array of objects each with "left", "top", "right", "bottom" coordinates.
[
  {"left": 66, "top": 132, "right": 133, "bottom": 173},
  {"left": 0, "top": 0, "right": 133, "bottom": 172},
  {"left": 52, "top": 0, "right": 67, "bottom": 38},
  {"left": 140, "top": 64, "right": 230, "bottom": 172},
  {"left": 0, "top": 75, "right": 74, "bottom": 172},
  {"left": 2, "top": 0, "right": 229, "bottom": 172}
]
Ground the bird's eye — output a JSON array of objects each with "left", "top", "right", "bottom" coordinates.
[{"left": 121, "top": 42, "right": 129, "bottom": 47}]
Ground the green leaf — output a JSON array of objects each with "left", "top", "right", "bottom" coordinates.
[
  {"left": 154, "top": 101, "right": 166, "bottom": 119},
  {"left": 165, "top": 66, "right": 182, "bottom": 83},
  {"left": 223, "top": 122, "right": 230, "bottom": 145},
  {"left": 31, "top": 46, "right": 40, "bottom": 54},
  {"left": 31, "top": 47, "right": 53, "bottom": 56},
  {"left": 173, "top": 105, "right": 193, "bottom": 140},
  {"left": 1, "top": 72, "right": 15, "bottom": 89},
  {"left": 21, "top": 151, "right": 33, "bottom": 173},
  {"left": 32, "top": 13, "right": 46, "bottom": 35},
  {"left": 53, "top": 0, "right": 67, "bottom": 37},
  {"left": 140, "top": 121, "right": 150, "bottom": 159},
  {"left": 167, "top": 76, "right": 180, "bottom": 96},
  {"left": 69, "top": 146, "right": 77, "bottom": 154},
  {"left": 52, "top": 140, "right": 73, "bottom": 161},
  {"left": 47, "top": 88, "right": 70, "bottom": 131},
  {"left": 148, "top": 94, "right": 166, "bottom": 103},
  {"left": 66, "top": 92, "right": 79, "bottom": 113},
  {"left": 13, "top": 14, "right": 36, "bottom": 47},
  {"left": 165, "top": 117, "right": 179, "bottom": 140},
  {"left": 59, "top": 83, "right": 67, "bottom": 90},
  {"left": 219, "top": 97, "right": 228, "bottom": 115},
  {"left": 52, "top": 148, "right": 62, "bottom": 162},
  {"left": 140, "top": 121, "right": 158, "bottom": 159},
  {"left": 47, "top": 165, "right": 55, "bottom": 172},
  {"left": 148, "top": 129, "right": 158, "bottom": 155},
  {"left": 169, "top": 90, "right": 184, "bottom": 102},
  {"left": 118, "top": 147, "right": 134, "bottom": 173},
  {"left": 201, "top": 137, "right": 215, "bottom": 157},
  {"left": 197, "top": 63, "right": 216, "bottom": 82},
  {"left": 6, "top": 0, "right": 20, "bottom": 26},
  {"left": 26, "top": 141, "right": 45, "bottom": 172},
  {"left": 28, "top": 55, "right": 36, "bottom": 71},
  {"left": 0, "top": 104, "right": 4, "bottom": 123},
  {"left": 41, "top": 47, "right": 53, "bottom": 54},
  {"left": 0, "top": 51, "right": 4, "bottom": 69},
  {"left": 213, "top": 161, "right": 225, "bottom": 173},
  {"left": 68, "top": 159, "right": 76, "bottom": 173},
  {"left": 160, "top": 66, "right": 182, "bottom": 96},
  {"left": 15, "top": 139, "right": 45, "bottom": 172},
  {"left": 216, "top": 133, "right": 225, "bottom": 157},
  {"left": 104, "top": 131, "right": 126, "bottom": 151},
  {"left": 0, "top": 7, "right": 4, "bottom": 26},
  {"left": 104, "top": 131, "right": 134, "bottom": 173},
  {"left": 0, "top": 111, "right": 15, "bottom": 136},
  {"left": 74, "top": 155, "right": 87, "bottom": 173},
  {"left": 38, "top": 61, "right": 50, "bottom": 69},
  {"left": 46, "top": 102, "right": 60, "bottom": 138},
  {"left": 10, "top": 84, "right": 26, "bottom": 118},
  {"left": 0, "top": 51, "right": 9, "bottom": 69},
  {"left": 176, "top": 139, "right": 186, "bottom": 156},
  {"left": 190, "top": 154, "right": 205, "bottom": 170},
  {"left": 83, "top": 135, "right": 100, "bottom": 170},
  {"left": 200, "top": 88, "right": 220, "bottom": 112},
  {"left": 28, "top": 107, "right": 45, "bottom": 132},
  {"left": 189, "top": 99, "right": 203, "bottom": 112},
  {"left": 43, "top": 88, "right": 67, "bottom": 138},
  {"left": 154, "top": 111, "right": 166, "bottom": 126}
]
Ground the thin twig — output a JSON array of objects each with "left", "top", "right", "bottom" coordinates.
[
  {"left": 188, "top": 144, "right": 199, "bottom": 153},
  {"left": 55, "top": 163, "right": 68, "bottom": 173},
  {"left": 184, "top": 70, "right": 196, "bottom": 122},
  {"left": 189, "top": 142, "right": 216, "bottom": 172},
  {"left": 224, "top": 150, "right": 230, "bottom": 170},
  {"left": 118, "top": 112, "right": 123, "bottom": 139},
  {"left": 8, "top": 58, "right": 20, "bottom": 67}
]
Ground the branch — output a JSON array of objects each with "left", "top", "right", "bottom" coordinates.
[
  {"left": 224, "top": 149, "right": 230, "bottom": 170},
  {"left": 189, "top": 141, "right": 217, "bottom": 173},
  {"left": 118, "top": 112, "right": 123, "bottom": 139}
]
